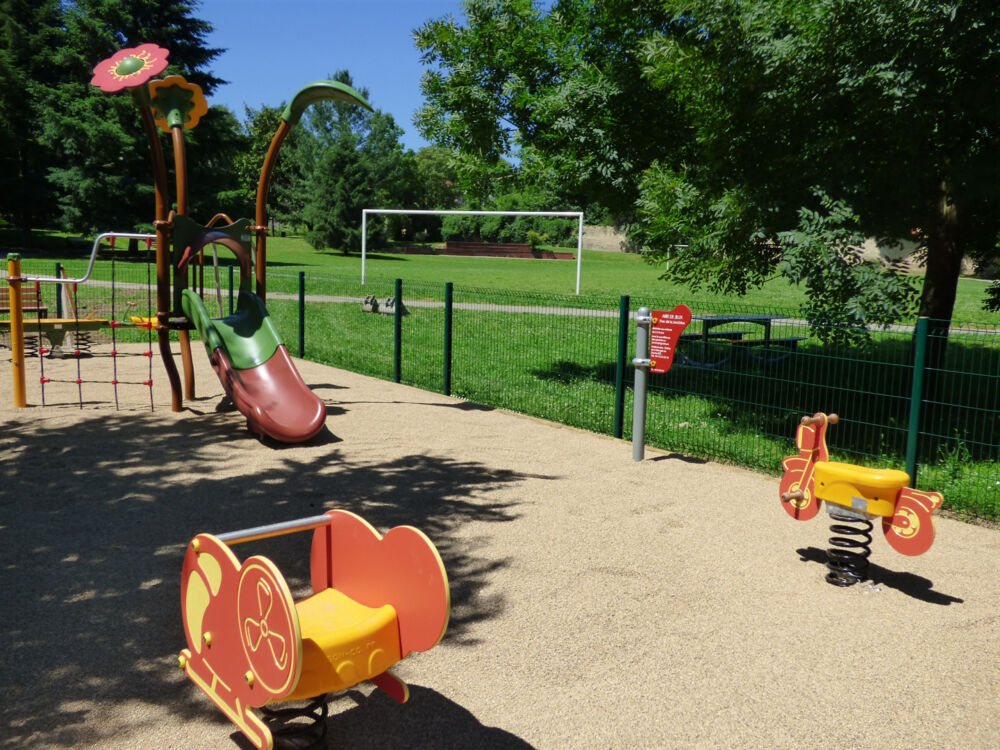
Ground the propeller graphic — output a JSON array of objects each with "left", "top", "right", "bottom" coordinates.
[{"left": 243, "top": 579, "right": 288, "bottom": 669}]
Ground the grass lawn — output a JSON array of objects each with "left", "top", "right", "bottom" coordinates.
[
  {"left": 263, "top": 235, "right": 999, "bottom": 325},
  {"left": 5, "top": 228, "right": 999, "bottom": 325},
  {"left": 4, "top": 227, "right": 997, "bottom": 518}
]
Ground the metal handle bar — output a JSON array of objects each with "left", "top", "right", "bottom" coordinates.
[
  {"left": 22, "top": 232, "right": 156, "bottom": 285},
  {"left": 216, "top": 514, "right": 332, "bottom": 546}
]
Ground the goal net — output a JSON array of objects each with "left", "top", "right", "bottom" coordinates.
[{"left": 361, "top": 209, "right": 585, "bottom": 294}]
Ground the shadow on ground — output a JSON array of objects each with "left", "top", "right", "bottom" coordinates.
[
  {"left": 228, "top": 687, "right": 534, "bottom": 750},
  {"left": 0, "top": 407, "right": 537, "bottom": 748},
  {"left": 795, "top": 547, "right": 964, "bottom": 605}
]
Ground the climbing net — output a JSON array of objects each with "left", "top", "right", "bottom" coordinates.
[{"left": 9, "top": 232, "right": 159, "bottom": 410}]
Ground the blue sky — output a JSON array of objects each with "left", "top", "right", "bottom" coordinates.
[{"left": 197, "top": 0, "right": 469, "bottom": 152}]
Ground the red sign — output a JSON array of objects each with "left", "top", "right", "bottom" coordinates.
[{"left": 649, "top": 305, "right": 692, "bottom": 373}]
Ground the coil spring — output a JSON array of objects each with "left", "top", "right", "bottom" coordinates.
[
  {"left": 825, "top": 509, "right": 873, "bottom": 587},
  {"left": 259, "top": 693, "right": 329, "bottom": 749},
  {"left": 71, "top": 330, "right": 94, "bottom": 355},
  {"left": 24, "top": 333, "right": 40, "bottom": 358}
]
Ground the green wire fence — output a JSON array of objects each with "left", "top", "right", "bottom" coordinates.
[
  {"left": 266, "top": 271, "right": 998, "bottom": 521},
  {"left": 4, "top": 259, "right": 998, "bottom": 520}
]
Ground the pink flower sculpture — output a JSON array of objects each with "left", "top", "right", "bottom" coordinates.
[{"left": 90, "top": 43, "right": 169, "bottom": 93}]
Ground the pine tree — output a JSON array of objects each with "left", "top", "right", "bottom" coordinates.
[
  {"left": 298, "top": 71, "right": 414, "bottom": 253},
  {"left": 42, "top": 0, "right": 240, "bottom": 233},
  {"left": 0, "top": 0, "right": 65, "bottom": 244}
]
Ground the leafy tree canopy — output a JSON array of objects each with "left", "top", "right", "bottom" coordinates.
[
  {"left": 415, "top": 0, "right": 680, "bottom": 218},
  {"left": 34, "top": 0, "right": 240, "bottom": 233},
  {"left": 638, "top": 0, "right": 1000, "bottom": 332},
  {"left": 416, "top": 0, "right": 1000, "bottom": 335},
  {"left": 0, "top": 0, "right": 68, "bottom": 241}
]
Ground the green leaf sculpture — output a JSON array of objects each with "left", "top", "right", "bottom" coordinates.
[{"left": 281, "top": 80, "right": 373, "bottom": 126}]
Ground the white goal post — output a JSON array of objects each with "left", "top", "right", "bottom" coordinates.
[{"left": 361, "top": 209, "right": 585, "bottom": 295}]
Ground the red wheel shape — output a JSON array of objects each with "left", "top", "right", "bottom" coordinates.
[
  {"left": 883, "top": 496, "right": 935, "bottom": 556},
  {"left": 237, "top": 558, "right": 299, "bottom": 699}
]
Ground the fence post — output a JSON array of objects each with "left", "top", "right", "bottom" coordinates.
[
  {"left": 905, "top": 316, "right": 930, "bottom": 482},
  {"left": 228, "top": 265, "right": 234, "bottom": 315},
  {"left": 444, "top": 282, "right": 453, "bottom": 396},
  {"left": 632, "top": 307, "right": 652, "bottom": 461},
  {"left": 394, "top": 278, "right": 402, "bottom": 383},
  {"left": 298, "top": 271, "right": 305, "bottom": 358},
  {"left": 614, "top": 295, "right": 630, "bottom": 438},
  {"left": 55, "top": 263, "right": 63, "bottom": 318}
]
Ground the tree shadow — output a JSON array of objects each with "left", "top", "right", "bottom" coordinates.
[
  {"left": 0, "top": 409, "right": 538, "bottom": 747},
  {"left": 529, "top": 359, "right": 617, "bottom": 385},
  {"left": 795, "top": 547, "right": 964, "bottom": 605}
]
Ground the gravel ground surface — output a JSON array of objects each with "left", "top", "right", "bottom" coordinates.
[{"left": 2, "top": 343, "right": 999, "bottom": 749}]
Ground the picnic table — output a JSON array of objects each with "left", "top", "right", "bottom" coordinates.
[{"left": 678, "top": 313, "right": 804, "bottom": 368}]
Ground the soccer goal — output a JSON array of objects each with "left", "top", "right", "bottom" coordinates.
[{"left": 360, "top": 209, "right": 585, "bottom": 294}]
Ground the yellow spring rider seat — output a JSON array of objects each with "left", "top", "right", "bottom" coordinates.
[
  {"left": 780, "top": 413, "right": 943, "bottom": 586},
  {"left": 179, "top": 510, "right": 450, "bottom": 749}
]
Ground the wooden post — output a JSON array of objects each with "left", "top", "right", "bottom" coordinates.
[{"left": 7, "top": 254, "right": 26, "bottom": 407}]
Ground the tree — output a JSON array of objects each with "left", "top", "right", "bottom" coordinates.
[
  {"left": 0, "top": 0, "right": 65, "bottom": 244},
  {"left": 637, "top": 0, "right": 1000, "bottom": 335},
  {"left": 41, "top": 0, "right": 240, "bottom": 233},
  {"left": 224, "top": 104, "right": 296, "bottom": 225},
  {"left": 387, "top": 146, "right": 463, "bottom": 242},
  {"left": 417, "top": 0, "right": 1000, "bottom": 338},
  {"left": 413, "top": 147, "right": 461, "bottom": 211},
  {"left": 415, "top": 0, "right": 680, "bottom": 219},
  {"left": 305, "top": 129, "right": 368, "bottom": 251},
  {"left": 298, "top": 71, "right": 413, "bottom": 253},
  {"left": 184, "top": 104, "right": 246, "bottom": 221}
]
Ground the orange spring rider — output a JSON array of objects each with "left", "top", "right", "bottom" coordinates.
[{"left": 179, "top": 510, "right": 450, "bottom": 749}]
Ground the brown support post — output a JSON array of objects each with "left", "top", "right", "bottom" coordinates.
[
  {"left": 7, "top": 254, "right": 26, "bottom": 407},
  {"left": 137, "top": 103, "right": 182, "bottom": 411},
  {"left": 171, "top": 125, "right": 196, "bottom": 401},
  {"left": 254, "top": 120, "right": 292, "bottom": 304}
]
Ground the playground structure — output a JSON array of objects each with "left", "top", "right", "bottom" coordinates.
[
  {"left": 85, "top": 43, "right": 378, "bottom": 442},
  {"left": 2, "top": 43, "right": 374, "bottom": 440},
  {"left": 3, "top": 234, "right": 158, "bottom": 409},
  {"left": 779, "top": 412, "right": 944, "bottom": 586},
  {"left": 179, "top": 510, "right": 450, "bottom": 750}
]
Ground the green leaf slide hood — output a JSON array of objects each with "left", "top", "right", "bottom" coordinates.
[{"left": 281, "top": 80, "right": 373, "bottom": 126}]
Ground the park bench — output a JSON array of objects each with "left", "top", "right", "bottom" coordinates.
[
  {"left": 442, "top": 240, "right": 574, "bottom": 260},
  {"left": 0, "top": 283, "right": 48, "bottom": 318}
]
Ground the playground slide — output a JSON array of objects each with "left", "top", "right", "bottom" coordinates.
[{"left": 181, "top": 289, "right": 326, "bottom": 443}]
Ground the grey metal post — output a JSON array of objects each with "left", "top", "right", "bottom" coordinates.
[{"left": 632, "top": 307, "right": 652, "bottom": 461}]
